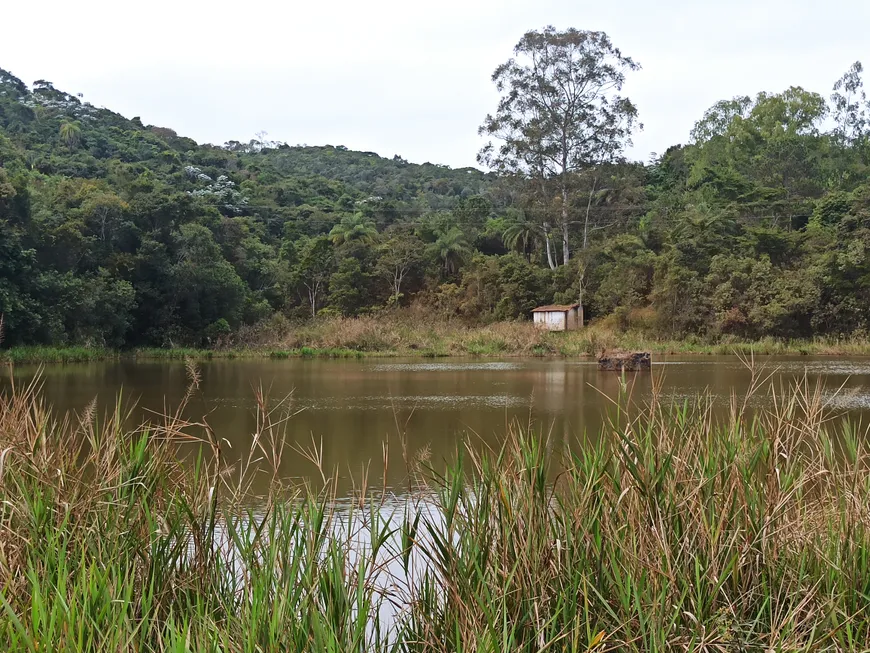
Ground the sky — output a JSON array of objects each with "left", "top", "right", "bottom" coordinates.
[{"left": 2, "top": 0, "right": 869, "bottom": 169}]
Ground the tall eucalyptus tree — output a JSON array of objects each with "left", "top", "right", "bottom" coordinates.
[{"left": 479, "top": 26, "right": 641, "bottom": 267}]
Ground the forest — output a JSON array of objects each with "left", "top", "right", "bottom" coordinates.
[{"left": 2, "top": 28, "right": 870, "bottom": 348}]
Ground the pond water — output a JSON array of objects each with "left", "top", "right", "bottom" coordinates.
[{"left": 4, "top": 356, "right": 870, "bottom": 496}]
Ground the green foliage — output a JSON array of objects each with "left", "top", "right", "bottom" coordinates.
[
  {"left": 591, "top": 234, "right": 655, "bottom": 315},
  {"left": 292, "top": 236, "right": 335, "bottom": 318},
  {"left": 329, "top": 255, "right": 374, "bottom": 316},
  {"left": 426, "top": 223, "right": 470, "bottom": 276},
  {"left": 479, "top": 27, "right": 641, "bottom": 267},
  {"left": 4, "top": 55, "right": 870, "bottom": 348},
  {"left": 0, "top": 67, "right": 492, "bottom": 346},
  {"left": 328, "top": 212, "right": 377, "bottom": 245},
  {"left": 169, "top": 224, "right": 246, "bottom": 343}
]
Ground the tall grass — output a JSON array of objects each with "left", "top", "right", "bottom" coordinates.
[
  {"left": 0, "top": 366, "right": 399, "bottom": 651},
  {"left": 1, "top": 362, "right": 870, "bottom": 650},
  {"left": 406, "top": 370, "right": 870, "bottom": 650},
  {"left": 0, "top": 345, "right": 117, "bottom": 363},
  {"left": 240, "top": 315, "right": 870, "bottom": 357},
  {"left": 6, "top": 316, "right": 870, "bottom": 363}
]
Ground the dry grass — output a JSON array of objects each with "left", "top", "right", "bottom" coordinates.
[
  {"left": 7, "top": 314, "right": 870, "bottom": 363},
  {"left": 246, "top": 314, "right": 870, "bottom": 358}
]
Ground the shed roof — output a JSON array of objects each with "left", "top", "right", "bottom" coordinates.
[{"left": 532, "top": 304, "right": 580, "bottom": 313}]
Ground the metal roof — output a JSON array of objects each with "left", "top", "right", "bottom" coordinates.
[{"left": 532, "top": 304, "right": 580, "bottom": 312}]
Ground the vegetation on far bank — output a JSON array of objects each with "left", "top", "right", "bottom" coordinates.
[
  {"left": 4, "top": 32, "right": 870, "bottom": 354},
  {"left": 2, "top": 365, "right": 870, "bottom": 649},
  {"left": 5, "top": 316, "right": 870, "bottom": 364}
]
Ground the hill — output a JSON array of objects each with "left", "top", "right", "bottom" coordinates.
[
  {"left": 3, "top": 60, "right": 870, "bottom": 350},
  {"left": 0, "top": 67, "right": 494, "bottom": 346}
]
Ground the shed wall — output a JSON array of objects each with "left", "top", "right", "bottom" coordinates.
[
  {"left": 566, "top": 307, "right": 579, "bottom": 330},
  {"left": 534, "top": 311, "right": 567, "bottom": 331}
]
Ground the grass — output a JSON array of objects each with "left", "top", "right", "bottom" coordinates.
[
  {"left": 6, "top": 316, "right": 870, "bottom": 364},
  {"left": 132, "top": 346, "right": 227, "bottom": 360},
  {"left": 2, "top": 361, "right": 870, "bottom": 649},
  {"left": 0, "top": 345, "right": 117, "bottom": 364},
  {"left": 0, "top": 346, "right": 371, "bottom": 364},
  {"left": 409, "top": 371, "right": 870, "bottom": 651},
  {"left": 0, "top": 366, "right": 398, "bottom": 651},
  {"left": 250, "top": 314, "right": 870, "bottom": 357}
]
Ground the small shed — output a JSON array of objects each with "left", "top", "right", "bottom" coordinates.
[{"left": 532, "top": 304, "right": 581, "bottom": 331}]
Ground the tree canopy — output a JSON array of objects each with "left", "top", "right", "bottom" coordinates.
[
  {"left": 479, "top": 27, "right": 641, "bottom": 267},
  {"left": 2, "top": 37, "right": 870, "bottom": 347}
]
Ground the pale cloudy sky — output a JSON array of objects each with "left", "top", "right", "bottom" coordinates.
[{"left": 2, "top": 0, "right": 868, "bottom": 169}]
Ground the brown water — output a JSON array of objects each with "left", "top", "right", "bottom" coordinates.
[{"left": 4, "top": 356, "right": 870, "bottom": 495}]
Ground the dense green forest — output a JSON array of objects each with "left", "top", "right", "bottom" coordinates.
[{"left": 2, "top": 29, "right": 870, "bottom": 348}]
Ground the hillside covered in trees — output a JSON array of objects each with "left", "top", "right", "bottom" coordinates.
[{"left": 2, "top": 31, "right": 870, "bottom": 348}]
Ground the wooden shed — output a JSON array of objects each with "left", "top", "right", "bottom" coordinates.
[{"left": 532, "top": 304, "right": 581, "bottom": 331}]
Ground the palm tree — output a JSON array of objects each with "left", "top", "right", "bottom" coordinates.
[
  {"left": 59, "top": 121, "right": 82, "bottom": 149},
  {"left": 430, "top": 225, "right": 469, "bottom": 275},
  {"left": 328, "top": 213, "right": 378, "bottom": 246},
  {"left": 501, "top": 213, "right": 540, "bottom": 260}
]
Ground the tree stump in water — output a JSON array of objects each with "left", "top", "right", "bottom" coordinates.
[{"left": 597, "top": 350, "right": 651, "bottom": 372}]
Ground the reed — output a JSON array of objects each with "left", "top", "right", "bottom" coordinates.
[
  {"left": 1, "top": 362, "right": 869, "bottom": 650},
  {"left": 405, "top": 369, "right": 870, "bottom": 651},
  {"left": 0, "top": 367, "right": 398, "bottom": 651},
  {"left": 0, "top": 345, "right": 117, "bottom": 363}
]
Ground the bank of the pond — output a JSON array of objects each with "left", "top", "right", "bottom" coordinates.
[
  {"left": 2, "top": 368, "right": 870, "bottom": 650},
  {"left": 5, "top": 318, "right": 870, "bottom": 363},
  {"left": 0, "top": 345, "right": 378, "bottom": 364}
]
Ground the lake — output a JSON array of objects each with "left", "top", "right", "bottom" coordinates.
[{"left": 4, "top": 355, "right": 870, "bottom": 496}]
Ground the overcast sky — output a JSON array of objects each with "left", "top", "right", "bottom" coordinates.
[{"left": 2, "top": 0, "right": 869, "bottom": 169}]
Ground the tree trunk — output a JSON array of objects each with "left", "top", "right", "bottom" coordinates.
[
  {"left": 543, "top": 223, "right": 556, "bottom": 270},
  {"left": 583, "top": 176, "right": 597, "bottom": 250},
  {"left": 561, "top": 222, "right": 570, "bottom": 264},
  {"left": 307, "top": 282, "right": 318, "bottom": 318},
  {"left": 561, "top": 185, "right": 570, "bottom": 264},
  {"left": 393, "top": 268, "right": 405, "bottom": 304}
]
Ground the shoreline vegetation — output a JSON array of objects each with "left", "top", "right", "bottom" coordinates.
[
  {"left": 4, "top": 317, "right": 870, "bottom": 364},
  {"left": 2, "top": 366, "right": 870, "bottom": 649}
]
